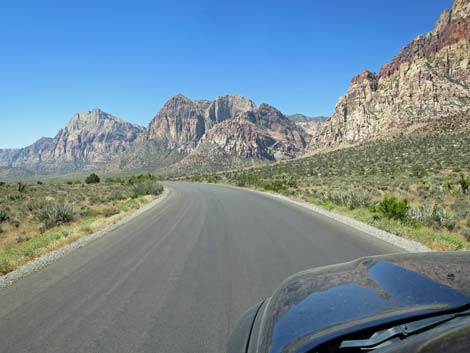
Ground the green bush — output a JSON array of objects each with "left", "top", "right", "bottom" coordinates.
[
  {"left": 377, "top": 196, "right": 408, "bottom": 221},
  {"left": 132, "top": 180, "right": 163, "bottom": 196},
  {"left": 85, "top": 173, "right": 100, "bottom": 184},
  {"left": 35, "top": 202, "right": 74, "bottom": 229},
  {"left": 263, "top": 180, "right": 288, "bottom": 193},
  {"left": 0, "top": 210, "right": 9, "bottom": 223},
  {"left": 459, "top": 175, "right": 469, "bottom": 195},
  {"left": 128, "top": 174, "right": 156, "bottom": 185},
  {"left": 17, "top": 182, "right": 27, "bottom": 193},
  {"left": 0, "top": 258, "right": 14, "bottom": 275}
]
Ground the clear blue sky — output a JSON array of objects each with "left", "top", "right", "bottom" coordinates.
[{"left": 0, "top": 0, "right": 454, "bottom": 148}]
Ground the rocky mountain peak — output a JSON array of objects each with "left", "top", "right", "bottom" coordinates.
[
  {"left": 146, "top": 95, "right": 206, "bottom": 149},
  {"left": 206, "top": 94, "right": 257, "bottom": 124},
  {"left": 312, "top": 0, "right": 470, "bottom": 151},
  {"left": 64, "top": 108, "right": 137, "bottom": 131},
  {"left": 380, "top": 0, "right": 470, "bottom": 78}
]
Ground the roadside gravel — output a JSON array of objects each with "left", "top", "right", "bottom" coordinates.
[{"left": 226, "top": 185, "right": 431, "bottom": 253}]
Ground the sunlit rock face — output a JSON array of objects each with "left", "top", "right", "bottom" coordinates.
[{"left": 311, "top": 0, "right": 470, "bottom": 151}]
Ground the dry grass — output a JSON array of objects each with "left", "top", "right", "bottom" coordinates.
[{"left": 0, "top": 176, "right": 162, "bottom": 274}]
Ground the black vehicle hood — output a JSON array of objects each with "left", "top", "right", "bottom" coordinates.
[{"left": 255, "top": 252, "right": 470, "bottom": 353}]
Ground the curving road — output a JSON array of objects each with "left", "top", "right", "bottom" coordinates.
[{"left": 0, "top": 182, "right": 400, "bottom": 353}]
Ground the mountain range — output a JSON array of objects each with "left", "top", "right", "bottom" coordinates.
[{"left": 0, "top": 0, "right": 469, "bottom": 179}]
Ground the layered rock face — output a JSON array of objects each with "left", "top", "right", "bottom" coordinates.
[
  {"left": 51, "top": 109, "right": 145, "bottom": 165},
  {"left": 313, "top": 0, "right": 470, "bottom": 150},
  {"left": 146, "top": 95, "right": 206, "bottom": 150},
  {"left": 1, "top": 109, "right": 145, "bottom": 173},
  {"left": 146, "top": 94, "right": 309, "bottom": 161},
  {"left": 193, "top": 103, "right": 308, "bottom": 161}
]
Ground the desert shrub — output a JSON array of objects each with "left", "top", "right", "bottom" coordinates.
[
  {"left": 37, "top": 181, "right": 43, "bottom": 185},
  {"left": 105, "top": 177, "right": 125, "bottom": 184},
  {"left": 79, "top": 206, "right": 99, "bottom": 217},
  {"left": 17, "top": 182, "right": 27, "bottom": 193},
  {"left": 263, "top": 179, "right": 288, "bottom": 193},
  {"left": 0, "top": 258, "right": 13, "bottom": 275},
  {"left": 318, "top": 190, "right": 371, "bottom": 209},
  {"left": 9, "top": 218, "right": 20, "bottom": 228},
  {"left": 27, "top": 199, "right": 50, "bottom": 212},
  {"left": 0, "top": 182, "right": 5, "bottom": 186},
  {"left": 108, "top": 190, "right": 127, "bottom": 201},
  {"left": 128, "top": 174, "right": 156, "bottom": 185},
  {"left": 464, "top": 228, "right": 470, "bottom": 242},
  {"left": 85, "top": 173, "right": 100, "bottom": 184},
  {"left": 377, "top": 196, "right": 408, "bottom": 221},
  {"left": 279, "top": 173, "right": 298, "bottom": 188},
  {"left": 102, "top": 207, "right": 119, "bottom": 217},
  {"left": 132, "top": 180, "right": 163, "bottom": 196},
  {"left": 35, "top": 202, "right": 74, "bottom": 229},
  {"left": 205, "top": 175, "right": 221, "bottom": 183},
  {"left": 0, "top": 210, "right": 9, "bottom": 223},
  {"left": 89, "top": 194, "right": 106, "bottom": 205},
  {"left": 459, "top": 175, "right": 470, "bottom": 195},
  {"left": 408, "top": 204, "right": 453, "bottom": 229}
]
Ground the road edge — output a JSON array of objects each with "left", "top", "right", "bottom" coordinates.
[
  {"left": 221, "top": 184, "right": 431, "bottom": 253},
  {"left": 0, "top": 188, "right": 171, "bottom": 289}
]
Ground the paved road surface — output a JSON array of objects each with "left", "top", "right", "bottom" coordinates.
[{"left": 0, "top": 182, "right": 401, "bottom": 353}]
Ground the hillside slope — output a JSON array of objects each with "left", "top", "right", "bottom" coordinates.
[{"left": 312, "top": 0, "right": 470, "bottom": 150}]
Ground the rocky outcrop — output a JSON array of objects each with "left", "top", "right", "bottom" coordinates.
[
  {"left": 146, "top": 94, "right": 258, "bottom": 151},
  {"left": 205, "top": 94, "right": 257, "bottom": 125},
  {"left": 145, "top": 94, "right": 310, "bottom": 163},
  {"left": 313, "top": 0, "right": 470, "bottom": 150},
  {"left": 192, "top": 104, "right": 308, "bottom": 162},
  {"left": 194, "top": 119, "right": 279, "bottom": 160},
  {"left": 146, "top": 94, "right": 206, "bottom": 151}
]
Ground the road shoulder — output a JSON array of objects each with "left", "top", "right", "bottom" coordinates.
[{"left": 220, "top": 184, "right": 431, "bottom": 253}]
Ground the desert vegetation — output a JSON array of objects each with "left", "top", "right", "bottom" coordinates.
[
  {"left": 186, "top": 130, "right": 470, "bottom": 250},
  {"left": 0, "top": 174, "right": 163, "bottom": 274}
]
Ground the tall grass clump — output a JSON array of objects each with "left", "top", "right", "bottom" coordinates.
[
  {"left": 35, "top": 202, "right": 74, "bottom": 230},
  {"left": 318, "top": 190, "right": 372, "bottom": 209},
  {"left": 408, "top": 204, "right": 454, "bottom": 229}
]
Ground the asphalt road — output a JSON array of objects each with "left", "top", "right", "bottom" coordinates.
[{"left": 0, "top": 182, "right": 401, "bottom": 353}]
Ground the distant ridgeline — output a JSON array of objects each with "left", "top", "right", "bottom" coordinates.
[{"left": 0, "top": 0, "right": 469, "bottom": 179}]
